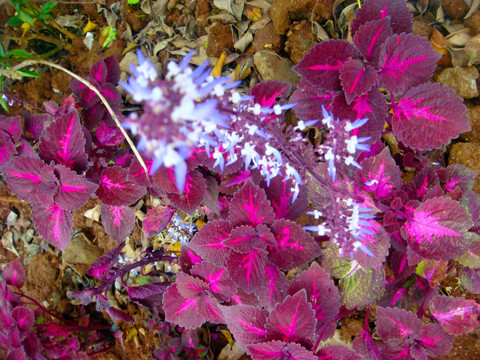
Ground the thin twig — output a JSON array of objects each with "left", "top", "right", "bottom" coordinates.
[{"left": 4, "top": 59, "right": 150, "bottom": 180}]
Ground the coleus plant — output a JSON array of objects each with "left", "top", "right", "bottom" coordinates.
[{"left": 0, "top": 259, "right": 114, "bottom": 359}]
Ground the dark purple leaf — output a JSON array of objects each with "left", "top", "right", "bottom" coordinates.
[
  {"left": 351, "top": 0, "right": 412, "bottom": 37},
  {"left": 143, "top": 205, "right": 175, "bottom": 238},
  {"left": 257, "top": 265, "right": 289, "bottom": 311},
  {"left": 316, "top": 345, "right": 363, "bottom": 360},
  {"left": 189, "top": 220, "right": 232, "bottom": 266},
  {"left": 353, "top": 329, "right": 383, "bottom": 360},
  {"left": 429, "top": 296, "right": 480, "bottom": 335},
  {"left": 32, "top": 203, "right": 73, "bottom": 251},
  {"left": 293, "top": 40, "right": 360, "bottom": 91},
  {"left": 38, "top": 109, "right": 88, "bottom": 172},
  {"left": 247, "top": 341, "right": 317, "bottom": 360},
  {"left": 265, "top": 289, "right": 316, "bottom": 347},
  {"left": 353, "top": 17, "right": 393, "bottom": 62},
  {"left": 376, "top": 306, "right": 421, "bottom": 348},
  {"left": 414, "top": 323, "right": 453, "bottom": 358},
  {"left": 229, "top": 180, "right": 275, "bottom": 227},
  {"left": 226, "top": 249, "right": 265, "bottom": 294},
  {"left": 0, "top": 134, "right": 15, "bottom": 167},
  {"left": 340, "top": 59, "right": 377, "bottom": 104},
  {"left": 12, "top": 307, "right": 34, "bottom": 331},
  {"left": 3, "top": 156, "right": 45, "bottom": 203},
  {"left": 401, "top": 197, "right": 474, "bottom": 260},
  {"left": 0, "top": 115, "right": 22, "bottom": 143},
  {"left": 36, "top": 165, "right": 58, "bottom": 207},
  {"left": 179, "top": 244, "right": 203, "bottom": 273},
  {"left": 105, "top": 306, "right": 134, "bottom": 323},
  {"left": 167, "top": 169, "right": 207, "bottom": 214},
  {"left": 223, "top": 224, "right": 276, "bottom": 254},
  {"left": 97, "top": 166, "right": 146, "bottom": 205},
  {"left": 191, "top": 261, "right": 237, "bottom": 301},
  {"left": 23, "top": 112, "right": 48, "bottom": 140},
  {"left": 54, "top": 164, "right": 98, "bottom": 210},
  {"left": 87, "top": 242, "right": 124, "bottom": 280},
  {"left": 288, "top": 262, "right": 340, "bottom": 339},
  {"left": 356, "top": 147, "right": 402, "bottom": 198},
  {"left": 101, "top": 204, "right": 135, "bottom": 243},
  {"left": 250, "top": 81, "right": 291, "bottom": 107},
  {"left": 104, "top": 55, "right": 121, "bottom": 84},
  {"left": 290, "top": 78, "right": 334, "bottom": 122},
  {"left": 89, "top": 58, "right": 107, "bottom": 84},
  {"left": 260, "top": 175, "right": 307, "bottom": 220},
  {"left": 222, "top": 305, "right": 268, "bottom": 347},
  {"left": 2, "top": 259, "right": 26, "bottom": 288},
  {"left": 392, "top": 83, "right": 470, "bottom": 151},
  {"left": 268, "top": 219, "right": 321, "bottom": 270},
  {"left": 128, "top": 158, "right": 152, "bottom": 187},
  {"left": 378, "top": 33, "right": 440, "bottom": 94},
  {"left": 413, "top": 164, "right": 440, "bottom": 200},
  {"left": 96, "top": 121, "right": 124, "bottom": 147},
  {"left": 125, "top": 282, "right": 169, "bottom": 308}
]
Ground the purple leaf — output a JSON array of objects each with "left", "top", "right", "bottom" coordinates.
[
  {"left": 350, "top": 0, "right": 412, "bottom": 37},
  {"left": 247, "top": 341, "right": 317, "bottom": 360},
  {"left": 378, "top": 33, "right": 440, "bottom": 94},
  {"left": 257, "top": 265, "right": 289, "bottom": 311},
  {"left": 32, "top": 203, "right": 73, "bottom": 251},
  {"left": 2, "top": 259, "right": 26, "bottom": 288},
  {"left": 97, "top": 166, "right": 146, "bottom": 205},
  {"left": 356, "top": 147, "right": 402, "bottom": 198},
  {"left": 101, "top": 204, "right": 135, "bottom": 243},
  {"left": 191, "top": 261, "right": 237, "bottom": 301},
  {"left": 316, "top": 345, "right": 363, "bottom": 360},
  {"left": 38, "top": 109, "right": 88, "bottom": 172},
  {"left": 163, "top": 284, "right": 206, "bottom": 329},
  {"left": 12, "top": 306, "right": 34, "bottom": 331},
  {"left": 96, "top": 121, "right": 124, "bottom": 147},
  {"left": 105, "top": 306, "right": 134, "bottom": 323},
  {"left": 260, "top": 175, "right": 308, "bottom": 220},
  {"left": 353, "top": 329, "right": 383, "bottom": 360},
  {"left": 429, "top": 296, "right": 480, "bottom": 335},
  {"left": 87, "top": 242, "right": 124, "bottom": 280},
  {"left": 89, "top": 58, "right": 107, "bottom": 84},
  {"left": 401, "top": 197, "right": 474, "bottom": 260},
  {"left": 54, "top": 164, "right": 98, "bottom": 210},
  {"left": 250, "top": 81, "right": 291, "bottom": 107},
  {"left": 176, "top": 272, "right": 209, "bottom": 299},
  {"left": 222, "top": 305, "right": 268, "bottom": 347},
  {"left": 104, "top": 55, "right": 121, "bottom": 85},
  {"left": 167, "top": 169, "right": 207, "bottom": 214},
  {"left": 290, "top": 79, "right": 334, "bottom": 122},
  {"left": 179, "top": 244, "right": 203, "bottom": 273},
  {"left": 340, "top": 59, "right": 377, "bottom": 104},
  {"left": 376, "top": 306, "right": 421, "bottom": 348},
  {"left": 293, "top": 40, "right": 360, "bottom": 91},
  {"left": 229, "top": 180, "right": 275, "bottom": 228},
  {"left": 143, "top": 205, "right": 175, "bottom": 238},
  {"left": 0, "top": 115, "right": 22, "bottom": 142},
  {"left": 23, "top": 112, "right": 48, "bottom": 140},
  {"left": 459, "top": 267, "right": 480, "bottom": 294},
  {"left": 125, "top": 282, "right": 169, "bottom": 309},
  {"left": 223, "top": 224, "right": 276, "bottom": 254},
  {"left": 189, "top": 220, "right": 232, "bottom": 266},
  {"left": 0, "top": 133, "right": 15, "bottom": 167},
  {"left": 392, "top": 83, "right": 470, "bottom": 151},
  {"left": 265, "top": 289, "right": 316, "bottom": 348},
  {"left": 353, "top": 17, "right": 393, "bottom": 62},
  {"left": 413, "top": 323, "right": 453, "bottom": 358},
  {"left": 268, "top": 219, "right": 321, "bottom": 270},
  {"left": 3, "top": 156, "right": 45, "bottom": 203},
  {"left": 227, "top": 249, "right": 265, "bottom": 293},
  {"left": 288, "top": 262, "right": 340, "bottom": 339}
]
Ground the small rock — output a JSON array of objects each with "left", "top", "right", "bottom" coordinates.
[
  {"left": 253, "top": 21, "right": 283, "bottom": 53},
  {"left": 461, "top": 105, "right": 480, "bottom": 143},
  {"left": 285, "top": 20, "right": 316, "bottom": 64},
  {"left": 207, "top": 22, "right": 234, "bottom": 57},
  {"left": 449, "top": 142, "right": 480, "bottom": 192},
  {"left": 442, "top": 0, "right": 468, "bottom": 19},
  {"left": 253, "top": 50, "right": 300, "bottom": 85},
  {"left": 437, "top": 66, "right": 479, "bottom": 99}
]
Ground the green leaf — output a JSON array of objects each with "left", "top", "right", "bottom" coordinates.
[
  {"left": 101, "top": 26, "right": 117, "bottom": 48},
  {"left": 339, "top": 265, "right": 385, "bottom": 309},
  {"left": 0, "top": 97, "right": 9, "bottom": 113},
  {"left": 128, "top": 0, "right": 140, "bottom": 4},
  {"left": 17, "top": 9, "right": 35, "bottom": 26},
  {"left": 135, "top": 276, "right": 152, "bottom": 286},
  {"left": 16, "top": 69, "right": 41, "bottom": 78},
  {"left": 7, "top": 49, "right": 33, "bottom": 58},
  {"left": 7, "top": 16, "right": 25, "bottom": 27},
  {"left": 0, "top": 44, "right": 5, "bottom": 58},
  {"left": 40, "top": 1, "right": 57, "bottom": 14}
]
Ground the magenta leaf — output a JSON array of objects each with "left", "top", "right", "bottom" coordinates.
[
  {"left": 265, "top": 289, "right": 316, "bottom": 347},
  {"left": 356, "top": 147, "right": 402, "bottom": 199},
  {"left": 223, "top": 224, "right": 276, "bottom": 254},
  {"left": 104, "top": 55, "right": 121, "bottom": 85},
  {"left": 126, "top": 282, "right": 169, "bottom": 309},
  {"left": 350, "top": 0, "right": 412, "bottom": 37},
  {"left": 179, "top": 244, "right": 203, "bottom": 273},
  {"left": 87, "top": 242, "right": 124, "bottom": 280},
  {"left": 163, "top": 284, "right": 206, "bottom": 329},
  {"left": 413, "top": 323, "right": 453, "bottom": 358},
  {"left": 429, "top": 296, "right": 480, "bottom": 335},
  {"left": 227, "top": 249, "right": 265, "bottom": 294},
  {"left": 189, "top": 220, "right": 232, "bottom": 266},
  {"left": 290, "top": 79, "right": 334, "bottom": 121},
  {"left": 316, "top": 345, "right": 363, "bottom": 360},
  {"left": 3, "top": 155, "right": 45, "bottom": 203},
  {"left": 392, "top": 83, "right": 470, "bottom": 151},
  {"left": 401, "top": 197, "right": 474, "bottom": 260},
  {"left": 378, "top": 33, "right": 440, "bottom": 94},
  {"left": 0, "top": 115, "right": 22, "bottom": 143},
  {"left": 353, "top": 17, "right": 393, "bottom": 62},
  {"left": 96, "top": 121, "right": 124, "bottom": 147},
  {"left": 288, "top": 262, "right": 340, "bottom": 339},
  {"left": 54, "top": 164, "right": 98, "bottom": 210},
  {"left": 248, "top": 341, "right": 317, "bottom": 360},
  {"left": 101, "top": 204, "right": 135, "bottom": 243},
  {"left": 36, "top": 165, "right": 58, "bottom": 207},
  {"left": 229, "top": 180, "right": 275, "bottom": 228},
  {"left": 293, "top": 40, "right": 360, "bottom": 91},
  {"left": 2, "top": 259, "right": 26, "bottom": 288},
  {"left": 97, "top": 166, "right": 146, "bottom": 205},
  {"left": 250, "top": 80, "right": 291, "bottom": 107},
  {"left": 143, "top": 205, "right": 175, "bottom": 238},
  {"left": 12, "top": 307, "right": 34, "bottom": 331},
  {"left": 167, "top": 169, "right": 207, "bottom": 214},
  {"left": 89, "top": 58, "right": 108, "bottom": 84},
  {"left": 352, "top": 329, "right": 383, "bottom": 360},
  {"left": 340, "top": 59, "right": 377, "bottom": 104},
  {"left": 438, "top": 164, "right": 477, "bottom": 194},
  {"left": 268, "top": 219, "right": 321, "bottom": 270},
  {"left": 376, "top": 307, "right": 421, "bottom": 348},
  {"left": 32, "top": 203, "right": 73, "bottom": 251},
  {"left": 38, "top": 109, "right": 88, "bottom": 172},
  {"left": 0, "top": 133, "right": 15, "bottom": 167},
  {"left": 257, "top": 265, "right": 289, "bottom": 311},
  {"left": 222, "top": 305, "right": 268, "bottom": 347},
  {"left": 191, "top": 261, "right": 237, "bottom": 301},
  {"left": 260, "top": 175, "right": 308, "bottom": 220},
  {"left": 176, "top": 272, "right": 210, "bottom": 299}
]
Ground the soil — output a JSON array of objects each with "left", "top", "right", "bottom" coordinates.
[{"left": 1, "top": 0, "right": 480, "bottom": 359}]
